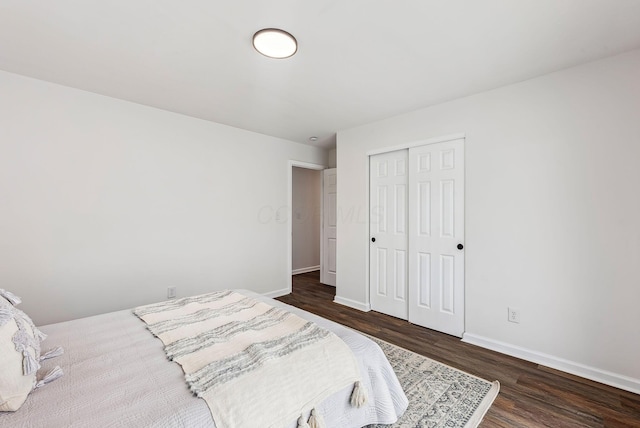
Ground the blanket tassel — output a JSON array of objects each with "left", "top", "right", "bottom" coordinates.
[
  {"left": 22, "top": 350, "right": 40, "bottom": 376},
  {"left": 350, "top": 381, "right": 368, "bottom": 408},
  {"left": 35, "top": 327, "right": 47, "bottom": 341},
  {"left": 35, "top": 366, "right": 64, "bottom": 389},
  {"left": 297, "top": 415, "right": 310, "bottom": 428},
  {"left": 0, "top": 289, "right": 21, "bottom": 306},
  {"left": 40, "top": 346, "right": 64, "bottom": 361},
  {"left": 308, "top": 408, "right": 325, "bottom": 428}
]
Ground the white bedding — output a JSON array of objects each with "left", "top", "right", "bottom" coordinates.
[{"left": 1, "top": 290, "right": 407, "bottom": 427}]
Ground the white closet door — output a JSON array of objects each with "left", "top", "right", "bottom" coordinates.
[
  {"left": 408, "top": 139, "right": 465, "bottom": 337},
  {"left": 369, "top": 150, "right": 409, "bottom": 319},
  {"left": 321, "top": 168, "right": 337, "bottom": 286}
]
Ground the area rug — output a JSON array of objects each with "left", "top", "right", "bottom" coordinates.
[{"left": 366, "top": 335, "right": 499, "bottom": 428}]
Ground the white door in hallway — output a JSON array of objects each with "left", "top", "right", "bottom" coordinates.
[
  {"left": 369, "top": 150, "right": 409, "bottom": 319},
  {"left": 321, "top": 168, "right": 337, "bottom": 286},
  {"left": 408, "top": 139, "right": 465, "bottom": 337}
]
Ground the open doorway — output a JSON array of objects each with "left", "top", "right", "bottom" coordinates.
[
  {"left": 286, "top": 161, "right": 325, "bottom": 294},
  {"left": 291, "top": 166, "right": 322, "bottom": 275}
]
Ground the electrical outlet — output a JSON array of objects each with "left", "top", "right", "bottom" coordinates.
[
  {"left": 167, "top": 287, "right": 177, "bottom": 299},
  {"left": 508, "top": 307, "right": 520, "bottom": 323}
]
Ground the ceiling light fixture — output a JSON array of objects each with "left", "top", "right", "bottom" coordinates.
[
  {"left": 252, "top": 28, "right": 297, "bottom": 59},
  {"left": 309, "top": 136, "right": 318, "bottom": 142}
]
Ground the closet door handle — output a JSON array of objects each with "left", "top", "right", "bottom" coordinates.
[
  {"left": 457, "top": 243, "right": 464, "bottom": 250},
  {"left": 371, "top": 237, "right": 376, "bottom": 243}
]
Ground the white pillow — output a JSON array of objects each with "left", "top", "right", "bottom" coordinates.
[{"left": 0, "top": 290, "right": 45, "bottom": 412}]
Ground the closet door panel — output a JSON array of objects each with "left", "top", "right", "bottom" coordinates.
[
  {"left": 408, "top": 139, "right": 465, "bottom": 337},
  {"left": 369, "top": 150, "right": 409, "bottom": 319}
]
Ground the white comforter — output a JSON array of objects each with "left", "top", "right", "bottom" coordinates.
[{"left": 1, "top": 290, "right": 407, "bottom": 428}]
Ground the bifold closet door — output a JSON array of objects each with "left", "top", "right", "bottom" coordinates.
[
  {"left": 369, "top": 150, "right": 409, "bottom": 320},
  {"left": 408, "top": 139, "right": 465, "bottom": 337}
]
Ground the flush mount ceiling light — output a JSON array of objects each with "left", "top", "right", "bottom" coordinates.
[{"left": 253, "top": 28, "right": 297, "bottom": 59}]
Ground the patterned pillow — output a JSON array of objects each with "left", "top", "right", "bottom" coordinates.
[{"left": 0, "top": 289, "right": 46, "bottom": 412}]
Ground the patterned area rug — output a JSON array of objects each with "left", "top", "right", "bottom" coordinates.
[{"left": 366, "top": 336, "right": 499, "bottom": 428}]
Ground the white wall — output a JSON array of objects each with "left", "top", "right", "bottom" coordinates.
[
  {"left": 0, "top": 70, "right": 327, "bottom": 325},
  {"left": 328, "top": 148, "right": 337, "bottom": 168},
  {"left": 336, "top": 49, "right": 640, "bottom": 391},
  {"left": 292, "top": 167, "right": 321, "bottom": 272}
]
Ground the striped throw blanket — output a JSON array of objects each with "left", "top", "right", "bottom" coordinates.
[{"left": 133, "top": 290, "right": 365, "bottom": 428}]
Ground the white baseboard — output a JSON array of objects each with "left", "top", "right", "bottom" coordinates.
[
  {"left": 291, "top": 265, "right": 320, "bottom": 275},
  {"left": 334, "top": 295, "right": 371, "bottom": 312},
  {"left": 462, "top": 333, "right": 640, "bottom": 395},
  {"left": 263, "top": 287, "right": 290, "bottom": 299}
]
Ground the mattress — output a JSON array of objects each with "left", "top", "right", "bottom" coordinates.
[{"left": 1, "top": 290, "right": 408, "bottom": 427}]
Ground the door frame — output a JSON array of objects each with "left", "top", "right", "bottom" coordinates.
[
  {"left": 286, "top": 160, "right": 326, "bottom": 294},
  {"left": 365, "top": 132, "right": 465, "bottom": 311}
]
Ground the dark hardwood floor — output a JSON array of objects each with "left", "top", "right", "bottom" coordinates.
[{"left": 277, "top": 272, "right": 640, "bottom": 428}]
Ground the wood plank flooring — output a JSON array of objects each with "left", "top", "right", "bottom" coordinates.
[{"left": 277, "top": 272, "right": 640, "bottom": 428}]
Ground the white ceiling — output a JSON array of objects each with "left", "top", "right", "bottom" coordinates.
[{"left": 2, "top": 1, "right": 640, "bottom": 149}]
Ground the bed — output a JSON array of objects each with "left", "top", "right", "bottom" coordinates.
[{"left": 0, "top": 289, "right": 408, "bottom": 427}]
